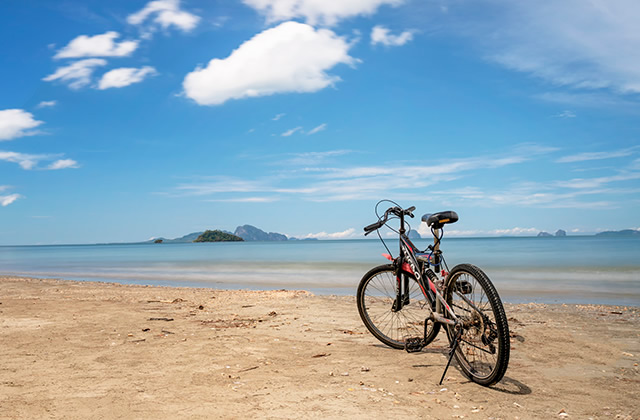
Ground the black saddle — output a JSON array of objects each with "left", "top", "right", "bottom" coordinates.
[{"left": 421, "top": 211, "right": 459, "bottom": 229}]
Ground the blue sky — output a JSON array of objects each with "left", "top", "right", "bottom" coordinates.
[{"left": 1, "top": 0, "right": 639, "bottom": 245}]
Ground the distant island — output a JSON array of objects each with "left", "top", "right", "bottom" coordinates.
[
  {"left": 193, "top": 230, "right": 243, "bottom": 242},
  {"left": 595, "top": 229, "right": 640, "bottom": 237},
  {"left": 537, "top": 229, "right": 566, "bottom": 237},
  {"left": 148, "top": 224, "right": 319, "bottom": 244}
]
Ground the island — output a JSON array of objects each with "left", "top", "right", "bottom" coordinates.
[{"left": 193, "top": 230, "right": 244, "bottom": 242}]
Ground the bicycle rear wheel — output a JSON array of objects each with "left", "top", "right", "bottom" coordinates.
[
  {"left": 357, "top": 264, "right": 440, "bottom": 349},
  {"left": 444, "top": 264, "right": 509, "bottom": 386}
]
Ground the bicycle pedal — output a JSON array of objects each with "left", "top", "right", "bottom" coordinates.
[{"left": 404, "top": 337, "right": 425, "bottom": 353}]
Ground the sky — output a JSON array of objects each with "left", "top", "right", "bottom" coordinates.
[{"left": 1, "top": 0, "right": 639, "bottom": 245}]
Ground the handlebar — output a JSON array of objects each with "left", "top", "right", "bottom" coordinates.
[{"left": 363, "top": 205, "right": 415, "bottom": 236}]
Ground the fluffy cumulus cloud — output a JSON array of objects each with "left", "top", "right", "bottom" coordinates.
[
  {"left": 54, "top": 32, "right": 138, "bottom": 59},
  {"left": 43, "top": 58, "right": 107, "bottom": 89},
  {"left": 370, "top": 25, "right": 413, "bottom": 46},
  {"left": 183, "top": 21, "right": 356, "bottom": 105},
  {"left": 97, "top": 66, "right": 157, "bottom": 89},
  {"left": 127, "top": 0, "right": 200, "bottom": 32},
  {"left": 0, "top": 109, "right": 43, "bottom": 141},
  {"left": 243, "top": 0, "right": 405, "bottom": 26},
  {"left": 304, "top": 228, "right": 357, "bottom": 239}
]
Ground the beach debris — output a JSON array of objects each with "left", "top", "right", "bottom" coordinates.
[
  {"left": 149, "top": 317, "right": 173, "bottom": 321},
  {"left": 558, "top": 409, "right": 569, "bottom": 417},
  {"left": 238, "top": 366, "right": 259, "bottom": 373},
  {"left": 130, "top": 339, "right": 145, "bottom": 343},
  {"left": 440, "top": 388, "right": 448, "bottom": 392},
  {"left": 360, "top": 366, "right": 370, "bottom": 372},
  {"left": 127, "top": 333, "right": 133, "bottom": 337},
  {"left": 171, "top": 298, "right": 184, "bottom": 303},
  {"left": 312, "top": 353, "right": 331, "bottom": 358},
  {"left": 513, "top": 402, "right": 523, "bottom": 408},
  {"left": 621, "top": 352, "right": 634, "bottom": 357},
  {"left": 268, "top": 311, "right": 277, "bottom": 316},
  {"left": 142, "top": 328, "right": 150, "bottom": 332},
  {"left": 198, "top": 305, "right": 204, "bottom": 310},
  {"left": 338, "top": 329, "right": 363, "bottom": 335},
  {"left": 341, "top": 372, "right": 349, "bottom": 376},
  {"left": 329, "top": 372, "right": 334, "bottom": 376},
  {"left": 610, "top": 311, "right": 623, "bottom": 315},
  {"left": 241, "top": 305, "right": 254, "bottom": 308},
  {"left": 161, "top": 330, "right": 174, "bottom": 335}
]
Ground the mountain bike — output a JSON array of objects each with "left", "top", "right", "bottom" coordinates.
[{"left": 356, "top": 201, "right": 510, "bottom": 386}]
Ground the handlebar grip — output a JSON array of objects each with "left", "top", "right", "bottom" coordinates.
[
  {"left": 406, "top": 206, "right": 415, "bottom": 218},
  {"left": 363, "top": 220, "right": 384, "bottom": 235}
]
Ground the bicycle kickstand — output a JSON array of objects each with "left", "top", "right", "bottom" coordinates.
[{"left": 439, "top": 328, "right": 462, "bottom": 385}]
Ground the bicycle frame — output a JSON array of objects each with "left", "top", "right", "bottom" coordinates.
[{"left": 393, "top": 212, "right": 458, "bottom": 327}]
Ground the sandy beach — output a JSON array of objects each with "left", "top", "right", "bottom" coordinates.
[{"left": 1, "top": 276, "right": 638, "bottom": 419}]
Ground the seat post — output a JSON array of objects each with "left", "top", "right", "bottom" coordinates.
[{"left": 432, "top": 228, "right": 441, "bottom": 252}]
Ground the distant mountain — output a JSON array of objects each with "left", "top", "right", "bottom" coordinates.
[
  {"left": 408, "top": 230, "right": 421, "bottom": 240},
  {"left": 148, "top": 232, "right": 204, "bottom": 244},
  {"left": 234, "top": 225, "right": 288, "bottom": 241},
  {"left": 555, "top": 229, "right": 567, "bottom": 237},
  {"left": 537, "top": 230, "right": 567, "bottom": 237},
  {"left": 194, "top": 230, "right": 243, "bottom": 242},
  {"left": 288, "top": 237, "right": 319, "bottom": 241},
  {"left": 595, "top": 229, "right": 640, "bottom": 237},
  {"left": 537, "top": 231, "right": 553, "bottom": 237}
]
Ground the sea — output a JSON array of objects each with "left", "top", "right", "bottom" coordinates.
[{"left": 1, "top": 236, "right": 639, "bottom": 306}]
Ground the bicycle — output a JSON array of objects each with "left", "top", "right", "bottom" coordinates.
[{"left": 356, "top": 200, "right": 510, "bottom": 386}]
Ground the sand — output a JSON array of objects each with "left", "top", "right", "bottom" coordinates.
[{"left": 1, "top": 276, "right": 639, "bottom": 419}]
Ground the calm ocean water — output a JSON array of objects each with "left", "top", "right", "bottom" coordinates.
[{"left": 1, "top": 237, "right": 639, "bottom": 306}]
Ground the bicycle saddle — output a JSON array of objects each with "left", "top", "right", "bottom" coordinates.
[{"left": 421, "top": 211, "right": 459, "bottom": 228}]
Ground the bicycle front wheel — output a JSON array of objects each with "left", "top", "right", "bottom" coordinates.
[
  {"left": 357, "top": 264, "right": 439, "bottom": 349},
  {"left": 444, "top": 264, "right": 510, "bottom": 386}
]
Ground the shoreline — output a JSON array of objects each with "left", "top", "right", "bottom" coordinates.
[{"left": 1, "top": 275, "right": 639, "bottom": 419}]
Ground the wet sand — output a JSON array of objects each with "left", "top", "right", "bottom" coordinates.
[{"left": 1, "top": 276, "right": 639, "bottom": 419}]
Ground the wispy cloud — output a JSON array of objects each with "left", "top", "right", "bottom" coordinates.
[
  {"left": 0, "top": 193, "right": 22, "bottom": 207},
  {"left": 556, "top": 147, "right": 637, "bottom": 163},
  {"left": 553, "top": 110, "right": 576, "bottom": 118},
  {"left": 127, "top": 0, "right": 200, "bottom": 33},
  {"left": 272, "top": 113, "right": 285, "bottom": 121},
  {"left": 36, "top": 100, "right": 57, "bottom": 109},
  {"left": 167, "top": 144, "right": 555, "bottom": 203},
  {"left": 371, "top": 26, "right": 414, "bottom": 47},
  {"left": 304, "top": 228, "right": 357, "bottom": 239},
  {"left": 54, "top": 31, "right": 138, "bottom": 59},
  {"left": 0, "top": 109, "right": 44, "bottom": 141},
  {"left": 307, "top": 123, "right": 327, "bottom": 135},
  {"left": 0, "top": 151, "right": 78, "bottom": 170},
  {"left": 281, "top": 126, "right": 303, "bottom": 137},
  {"left": 97, "top": 66, "right": 157, "bottom": 89},
  {"left": 243, "top": 0, "right": 405, "bottom": 26},
  {"left": 43, "top": 58, "right": 107, "bottom": 89}
]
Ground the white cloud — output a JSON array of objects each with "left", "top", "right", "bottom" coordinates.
[
  {"left": 43, "top": 59, "right": 107, "bottom": 89},
  {"left": 272, "top": 113, "right": 286, "bottom": 121},
  {"left": 36, "top": 100, "right": 57, "bottom": 109},
  {"left": 1, "top": 193, "right": 22, "bottom": 207},
  {"left": 556, "top": 148, "right": 636, "bottom": 163},
  {"left": 553, "top": 110, "right": 576, "bottom": 119},
  {"left": 47, "top": 159, "right": 79, "bottom": 170},
  {"left": 0, "top": 151, "right": 78, "bottom": 170},
  {"left": 127, "top": 0, "right": 200, "bottom": 32},
  {"left": 243, "top": 0, "right": 405, "bottom": 26},
  {"left": 477, "top": 0, "right": 640, "bottom": 94},
  {"left": 304, "top": 228, "right": 356, "bottom": 239},
  {"left": 0, "top": 109, "right": 43, "bottom": 141},
  {"left": 54, "top": 32, "right": 138, "bottom": 59},
  {"left": 281, "top": 126, "right": 303, "bottom": 137},
  {"left": 97, "top": 66, "right": 157, "bottom": 90},
  {"left": 371, "top": 25, "right": 413, "bottom": 46},
  {"left": 183, "top": 21, "right": 357, "bottom": 105},
  {"left": 307, "top": 123, "right": 327, "bottom": 135}
]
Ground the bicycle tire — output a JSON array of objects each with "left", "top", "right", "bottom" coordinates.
[
  {"left": 444, "top": 264, "right": 510, "bottom": 385},
  {"left": 357, "top": 264, "right": 440, "bottom": 349}
]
